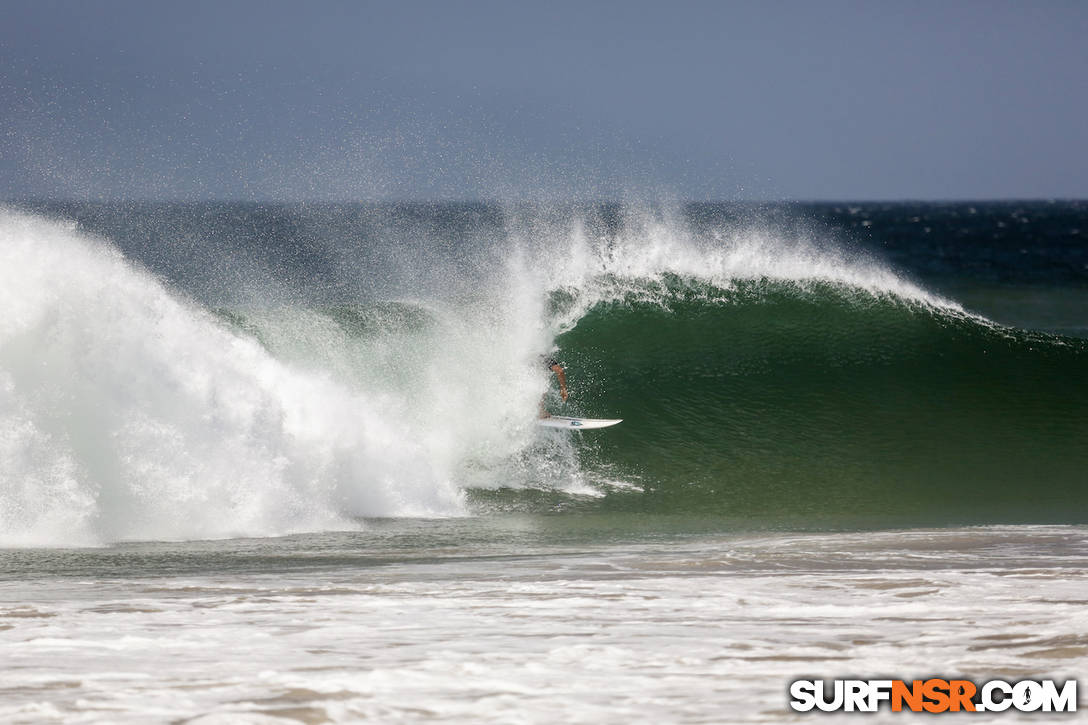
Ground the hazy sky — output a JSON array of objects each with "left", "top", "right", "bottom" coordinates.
[{"left": 2, "top": 0, "right": 1086, "bottom": 201}]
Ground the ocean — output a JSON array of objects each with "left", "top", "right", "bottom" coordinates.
[{"left": 1, "top": 200, "right": 1085, "bottom": 722}]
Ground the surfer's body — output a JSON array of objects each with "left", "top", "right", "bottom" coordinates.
[{"left": 540, "top": 355, "right": 568, "bottom": 417}]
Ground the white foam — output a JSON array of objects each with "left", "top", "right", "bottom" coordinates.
[
  {"left": 1, "top": 526, "right": 1084, "bottom": 723},
  {"left": 0, "top": 211, "right": 466, "bottom": 546}
]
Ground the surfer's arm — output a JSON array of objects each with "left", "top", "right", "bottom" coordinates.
[{"left": 550, "top": 363, "right": 568, "bottom": 401}]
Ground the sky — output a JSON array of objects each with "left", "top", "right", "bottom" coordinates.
[{"left": 2, "top": 0, "right": 1086, "bottom": 201}]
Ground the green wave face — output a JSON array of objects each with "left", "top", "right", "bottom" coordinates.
[{"left": 555, "top": 280, "right": 1088, "bottom": 525}]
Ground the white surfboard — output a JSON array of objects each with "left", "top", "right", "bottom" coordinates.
[{"left": 538, "top": 416, "right": 623, "bottom": 430}]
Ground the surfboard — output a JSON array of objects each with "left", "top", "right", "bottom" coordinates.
[{"left": 538, "top": 416, "right": 622, "bottom": 429}]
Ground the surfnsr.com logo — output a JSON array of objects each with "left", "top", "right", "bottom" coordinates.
[{"left": 789, "top": 679, "right": 1077, "bottom": 713}]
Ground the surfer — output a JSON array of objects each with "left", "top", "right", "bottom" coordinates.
[{"left": 540, "top": 355, "right": 568, "bottom": 417}]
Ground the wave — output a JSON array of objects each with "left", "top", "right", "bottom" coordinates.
[{"left": 2, "top": 204, "right": 1084, "bottom": 545}]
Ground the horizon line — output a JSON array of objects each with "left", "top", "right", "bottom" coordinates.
[{"left": 4, "top": 196, "right": 1086, "bottom": 206}]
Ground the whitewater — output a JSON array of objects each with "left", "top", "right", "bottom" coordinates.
[{"left": 0, "top": 211, "right": 475, "bottom": 546}]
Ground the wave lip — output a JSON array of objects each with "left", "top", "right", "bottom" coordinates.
[{"left": 511, "top": 206, "right": 974, "bottom": 341}]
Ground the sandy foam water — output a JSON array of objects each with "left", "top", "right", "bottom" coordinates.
[{"left": 1, "top": 525, "right": 1085, "bottom": 723}]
